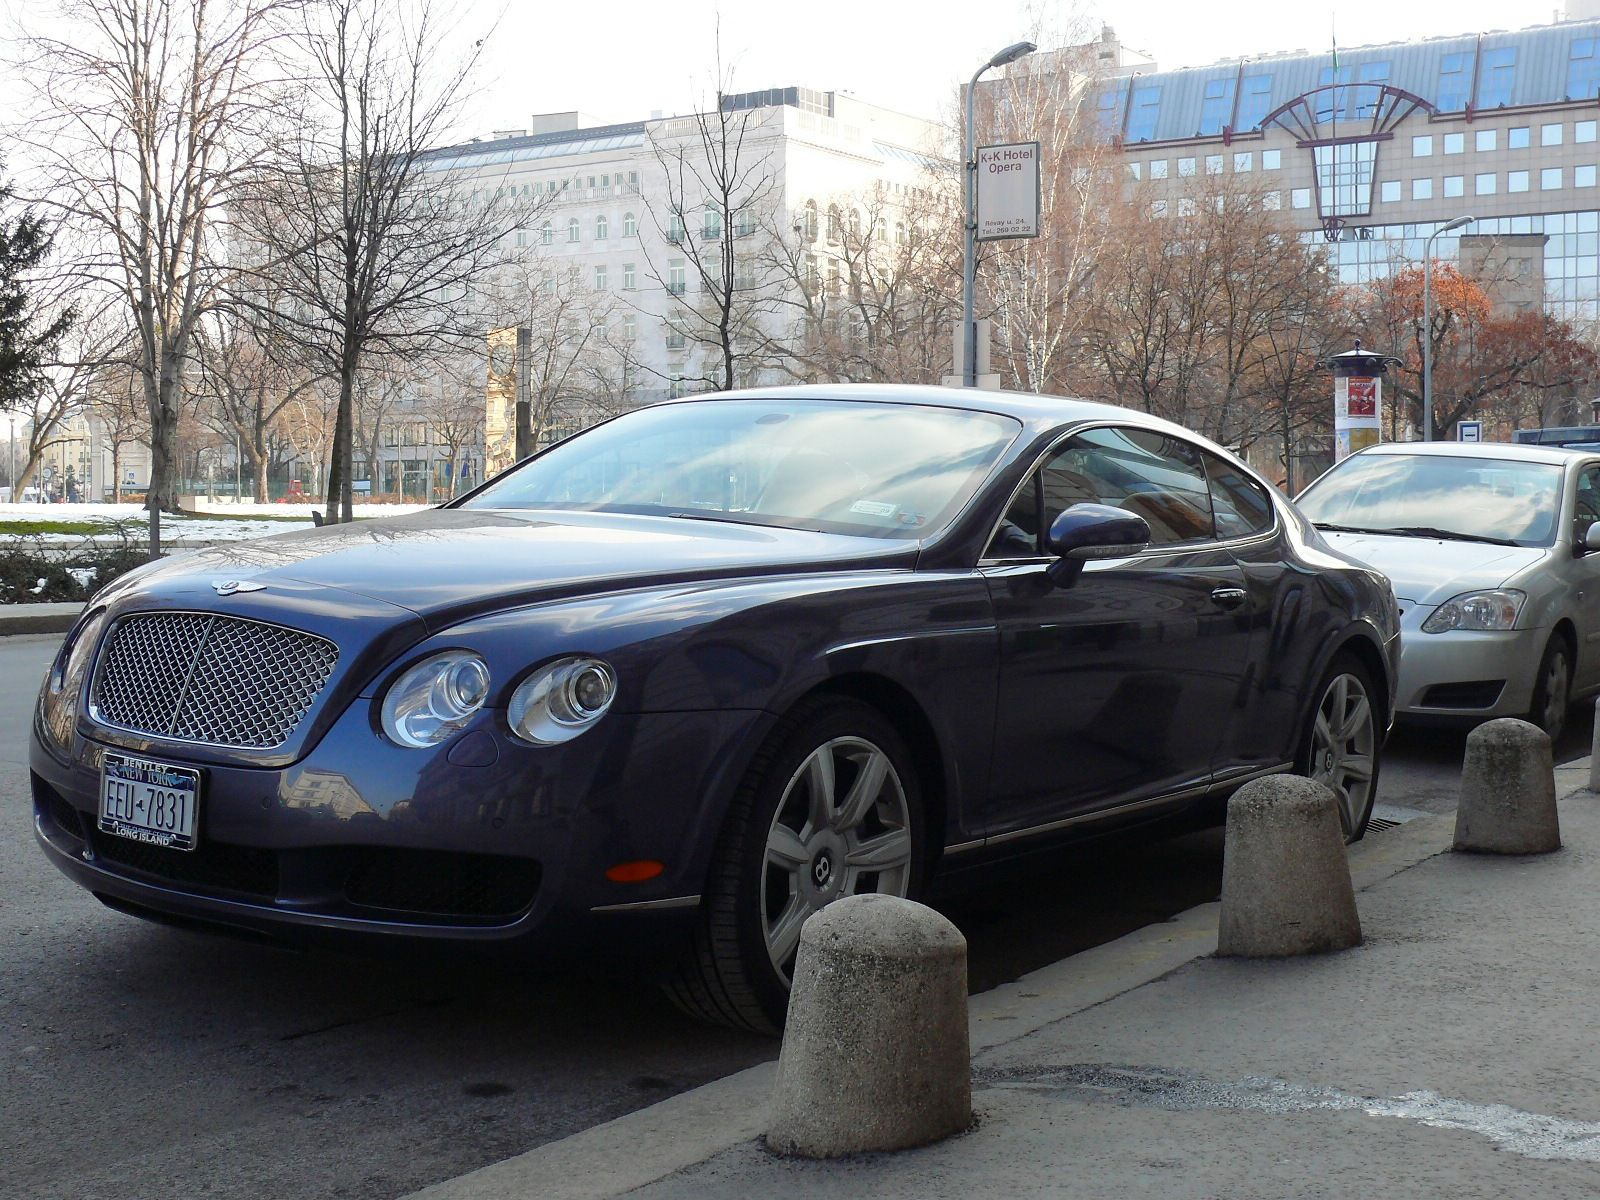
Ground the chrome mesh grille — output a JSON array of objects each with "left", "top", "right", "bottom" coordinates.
[{"left": 92, "top": 614, "right": 339, "bottom": 749}]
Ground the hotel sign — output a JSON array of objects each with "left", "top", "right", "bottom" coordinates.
[{"left": 976, "top": 141, "right": 1041, "bottom": 240}]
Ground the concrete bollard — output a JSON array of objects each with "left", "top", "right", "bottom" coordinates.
[
  {"left": 1589, "top": 697, "right": 1600, "bottom": 795},
  {"left": 766, "top": 893, "right": 970, "bottom": 1157},
  {"left": 1455, "top": 717, "right": 1559, "bottom": 854},
  {"left": 1217, "top": 774, "right": 1361, "bottom": 957}
]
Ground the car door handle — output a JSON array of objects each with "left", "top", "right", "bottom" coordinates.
[{"left": 1210, "top": 586, "right": 1248, "bottom": 609}]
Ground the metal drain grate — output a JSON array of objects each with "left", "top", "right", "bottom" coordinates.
[{"left": 1368, "top": 816, "right": 1404, "bottom": 833}]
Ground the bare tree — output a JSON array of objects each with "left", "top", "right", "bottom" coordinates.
[
  {"left": 235, "top": 0, "right": 523, "bottom": 523},
  {"left": 18, "top": 0, "right": 290, "bottom": 546},
  {"left": 640, "top": 60, "right": 782, "bottom": 393},
  {"left": 192, "top": 316, "right": 318, "bottom": 499},
  {"left": 762, "top": 182, "right": 961, "bottom": 385},
  {"left": 89, "top": 354, "right": 153, "bottom": 502}
]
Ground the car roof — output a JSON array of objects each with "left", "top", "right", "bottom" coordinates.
[
  {"left": 662, "top": 382, "right": 1196, "bottom": 440},
  {"left": 1353, "top": 440, "right": 1598, "bottom": 467}
]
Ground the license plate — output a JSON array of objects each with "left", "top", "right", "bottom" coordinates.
[{"left": 99, "top": 754, "right": 201, "bottom": 852}]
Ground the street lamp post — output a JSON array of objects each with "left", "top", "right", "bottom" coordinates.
[
  {"left": 963, "top": 39, "right": 1036, "bottom": 387},
  {"left": 1422, "top": 214, "right": 1475, "bottom": 441}
]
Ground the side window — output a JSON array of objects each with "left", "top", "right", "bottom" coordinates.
[
  {"left": 1202, "top": 450, "right": 1276, "bottom": 538},
  {"left": 986, "top": 471, "right": 1043, "bottom": 558},
  {"left": 1052, "top": 426, "right": 1216, "bottom": 546},
  {"left": 1575, "top": 466, "right": 1600, "bottom": 544}
]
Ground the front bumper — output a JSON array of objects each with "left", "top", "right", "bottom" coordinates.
[
  {"left": 1393, "top": 607, "right": 1546, "bottom": 721},
  {"left": 31, "top": 699, "right": 768, "bottom": 960}
]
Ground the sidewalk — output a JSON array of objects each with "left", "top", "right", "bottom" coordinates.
[
  {"left": 0, "top": 603, "right": 82, "bottom": 636},
  {"left": 407, "top": 760, "right": 1600, "bottom": 1200}
]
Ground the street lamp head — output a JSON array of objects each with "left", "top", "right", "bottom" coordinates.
[
  {"left": 1441, "top": 214, "right": 1475, "bottom": 234},
  {"left": 988, "top": 41, "right": 1037, "bottom": 69}
]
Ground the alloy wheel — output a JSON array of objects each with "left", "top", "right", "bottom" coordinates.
[
  {"left": 1309, "top": 672, "right": 1378, "bottom": 839},
  {"left": 1539, "top": 645, "right": 1571, "bottom": 738},
  {"left": 760, "top": 735, "right": 913, "bottom": 978}
]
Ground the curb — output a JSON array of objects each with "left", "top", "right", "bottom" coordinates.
[
  {"left": 406, "top": 771, "right": 1595, "bottom": 1200},
  {"left": 0, "top": 604, "right": 84, "bottom": 636}
]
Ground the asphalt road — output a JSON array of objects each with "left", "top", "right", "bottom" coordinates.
[{"left": 2, "top": 633, "right": 1586, "bottom": 1200}]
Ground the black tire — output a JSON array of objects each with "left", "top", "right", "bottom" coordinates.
[
  {"left": 664, "top": 697, "right": 925, "bottom": 1034},
  {"left": 1297, "top": 653, "right": 1383, "bottom": 843},
  {"left": 1528, "top": 633, "right": 1573, "bottom": 743}
]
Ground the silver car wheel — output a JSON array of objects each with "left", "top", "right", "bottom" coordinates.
[
  {"left": 1309, "top": 672, "right": 1378, "bottom": 839},
  {"left": 760, "top": 736, "right": 913, "bottom": 978}
]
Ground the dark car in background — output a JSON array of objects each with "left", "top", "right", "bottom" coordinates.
[{"left": 32, "top": 385, "right": 1398, "bottom": 1032}]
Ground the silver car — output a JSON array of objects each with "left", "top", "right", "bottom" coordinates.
[{"left": 1296, "top": 441, "right": 1600, "bottom": 739}]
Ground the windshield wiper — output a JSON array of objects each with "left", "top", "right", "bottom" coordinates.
[
  {"left": 1312, "top": 522, "right": 1388, "bottom": 535},
  {"left": 1388, "top": 525, "right": 1520, "bottom": 547}
]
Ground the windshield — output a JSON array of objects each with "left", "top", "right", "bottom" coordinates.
[
  {"left": 1297, "top": 453, "right": 1563, "bottom": 548},
  {"left": 463, "top": 399, "right": 1020, "bottom": 539}
]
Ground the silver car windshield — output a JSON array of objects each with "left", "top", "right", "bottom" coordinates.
[
  {"left": 1298, "top": 454, "right": 1563, "bottom": 548},
  {"left": 463, "top": 399, "right": 1021, "bottom": 539}
]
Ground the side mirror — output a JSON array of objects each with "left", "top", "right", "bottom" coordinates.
[
  {"left": 1583, "top": 522, "right": 1600, "bottom": 554},
  {"left": 1044, "top": 502, "right": 1151, "bottom": 587}
]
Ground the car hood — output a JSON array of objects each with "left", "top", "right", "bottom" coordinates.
[
  {"left": 129, "top": 507, "right": 919, "bottom": 628},
  {"left": 1318, "top": 531, "right": 1546, "bottom": 605}
]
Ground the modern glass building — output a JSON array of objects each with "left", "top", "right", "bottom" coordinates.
[{"left": 1095, "top": 17, "right": 1600, "bottom": 320}]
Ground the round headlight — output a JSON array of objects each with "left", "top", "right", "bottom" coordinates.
[
  {"left": 381, "top": 651, "right": 491, "bottom": 748},
  {"left": 508, "top": 657, "right": 617, "bottom": 745},
  {"left": 41, "top": 609, "right": 106, "bottom": 749}
]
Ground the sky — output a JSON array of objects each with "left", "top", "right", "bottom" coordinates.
[{"left": 462, "top": 0, "right": 1573, "bottom": 134}]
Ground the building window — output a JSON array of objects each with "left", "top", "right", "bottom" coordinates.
[
  {"left": 622, "top": 314, "right": 636, "bottom": 341},
  {"left": 514, "top": 229, "right": 527, "bottom": 247},
  {"left": 1199, "top": 76, "right": 1235, "bottom": 135},
  {"left": 623, "top": 263, "right": 636, "bottom": 290},
  {"left": 802, "top": 200, "right": 819, "bottom": 241},
  {"left": 595, "top": 213, "right": 608, "bottom": 240},
  {"left": 1475, "top": 129, "right": 1497, "bottom": 152},
  {"left": 1177, "top": 197, "right": 1197, "bottom": 217},
  {"left": 704, "top": 209, "right": 723, "bottom": 239},
  {"left": 541, "top": 222, "right": 552, "bottom": 245},
  {"left": 1508, "top": 170, "right": 1530, "bottom": 193},
  {"left": 1443, "top": 133, "right": 1464, "bottom": 154},
  {"left": 1150, "top": 159, "right": 1169, "bottom": 179},
  {"left": 1127, "top": 161, "right": 1142, "bottom": 181},
  {"left": 1438, "top": 52, "right": 1471, "bottom": 111},
  {"left": 1380, "top": 180, "right": 1401, "bottom": 203},
  {"left": 1412, "top": 177, "right": 1433, "bottom": 200},
  {"left": 1095, "top": 88, "right": 1122, "bottom": 138},
  {"left": 1315, "top": 140, "right": 1377, "bottom": 216},
  {"left": 1151, "top": 199, "right": 1168, "bottom": 218},
  {"left": 1542, "top": 123, "right": 1564, "bottom": 147},
  {"left": 627, "top": 171, "right": 639, "bottom": 193},
  {"left": 1291, "top": 188, "right": 1311, "bottom": 209},
  {"left": 1479, "top": 46, "right": 1516, "bottom": 108},
  {"left": 1412, "top": 135, "right": 1433, "bottom": 157},
  {"left": 667, "top": 211, "right": 684, "bottom": 244},
  {"left": 1578, "top": 120, "right": 1597, "bottom": 144},
  {"left": 594, "top": 265, "right": 607, "bottom": 290},
  {"left": 623, "top": 212, "right": 638, "bottom": 236},
  {"left": 1542, "top": 167, "right": 1563, "bottom": 190},
  {"left": 1234, "top": 152, "right": 1253, "bottom": 172},
  {"left": 1127, "top": 85, "right": 1161, "bottom": 142},
  {"left": 1576, "top": 164, "right": 1597, "bottom": 188},
  {"left": 1262, "top": 191, "right": 1280, "bottom": 210},
  {"left": 1261, "top": 149, "right": 1281, "bottom": 170},
  {"left": 1444, "top": 175, "right": 1464, "bottom": 198},
  {"left": 665, "top": 330, "right": 686, "bottom": 350},
  {"left": 567, "top": 217, "right": 580, "bottom": 243},
  {"left": 668, "top": 260, "right": 685, "bottom": 294},
  {"left": 1569, "top": 36, "right": 1600, "bottom": 101},
  {"left": 1237, "top": 74, "right": 1274, "bottom": 131},
  {"left": 1475, "top": 172, "right": 1497, "bottom": 195},
  {"left": 1177, "top": 157, "right": 1196, "bottom": 177},
  {"left": 1509, "top": 126, "right": 1530, "bottom": 149},
  {"left": 1205, "top": 154, "right": 1223, "bottom": 175}
]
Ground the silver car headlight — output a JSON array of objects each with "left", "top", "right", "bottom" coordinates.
[
  {"left": 40, "top": 609, "right": 106, "bottom": 749},
  {"left": 507, "top": 657, "right": 616, "bottom": 745},
  {"left": 380, "top": 651, "right": 491, "bottom": 747},
  {"left": 1421, "top": 589, "right": 1526, "bottom": 633}
]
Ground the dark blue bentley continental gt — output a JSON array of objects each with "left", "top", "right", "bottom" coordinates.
[{"left": 32, "top": 385, "right": 1398, "bottom": 1031}]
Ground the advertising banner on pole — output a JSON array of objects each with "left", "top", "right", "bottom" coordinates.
[
  {"left": 1333, "top": 376, "right": 1383, "bottom": 461},
  {"left": 976, "top": 142, "right": 1041, "bottom": 240}
]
